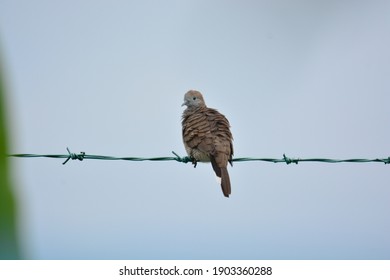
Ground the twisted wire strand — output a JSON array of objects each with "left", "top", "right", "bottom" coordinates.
[{"left": 7, "top": 148, "right": 390, "bottom": 165}]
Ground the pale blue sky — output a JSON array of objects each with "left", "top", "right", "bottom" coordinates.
[{"left": 1, "top": 0, "right": 389, "bottom": 259}]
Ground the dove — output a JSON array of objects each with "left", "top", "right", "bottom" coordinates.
[{"left": 181, "top": 90, "right": 233, "bottom": 197}]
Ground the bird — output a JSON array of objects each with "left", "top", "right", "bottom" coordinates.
[{"left": 181, "top": 90, "right": 234, "bottom": 197}]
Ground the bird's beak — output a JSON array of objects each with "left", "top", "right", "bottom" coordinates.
[{"left": 181, "top": 100, "right": 188, "bottom": 107}]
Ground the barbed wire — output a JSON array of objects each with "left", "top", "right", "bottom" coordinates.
[{"left": 7, "top": 147, "right": 390, "bottom": 165}]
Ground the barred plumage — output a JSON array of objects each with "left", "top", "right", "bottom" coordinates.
[{"left": 181, "top": 90, "right": 233, "bottom": 197}]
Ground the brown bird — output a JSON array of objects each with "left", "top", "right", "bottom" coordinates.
[{"left": 181, "top": 90, "right": 234, "bottom": 197}]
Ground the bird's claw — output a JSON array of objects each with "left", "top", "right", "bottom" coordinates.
[{"left": 191, "top": 157, "right": 198, "bottom": 168}]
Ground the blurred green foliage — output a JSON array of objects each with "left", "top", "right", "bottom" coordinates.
[{"left": 0, "top": 55, "right": 20, "bottom": 259}]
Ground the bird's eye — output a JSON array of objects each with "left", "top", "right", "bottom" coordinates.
[{"left": 192, "top": 97, "right": 197, "bottom": 100}]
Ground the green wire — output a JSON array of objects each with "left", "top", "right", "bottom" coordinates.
[{"left": 8, "top": 148, "right": 390, "bottom": 165}]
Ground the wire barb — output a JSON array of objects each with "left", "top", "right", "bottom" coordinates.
[
  {"left": 171, "top": 151, "right": 191, "bottom": 163},
  {"left": 283, "top": 154, "right": 299, "bottom": 165},
  {"left": 62, "top": 147, "right": 85, "bottom": 165}
]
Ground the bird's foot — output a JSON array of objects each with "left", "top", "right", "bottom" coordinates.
[{"left": 191, "top": 157, "right": 198, "bottom": 168}]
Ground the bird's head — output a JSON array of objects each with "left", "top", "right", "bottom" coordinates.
[{"left": 182, "top": 90, "right": 206, "bottom": 108}]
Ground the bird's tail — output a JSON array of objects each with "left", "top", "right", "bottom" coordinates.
[
  {"left": 211, "top": 157, "right": 231, "bottom": 197},
  {"left": 220, "top": 167, "right": 231, "bottom": 197}
]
